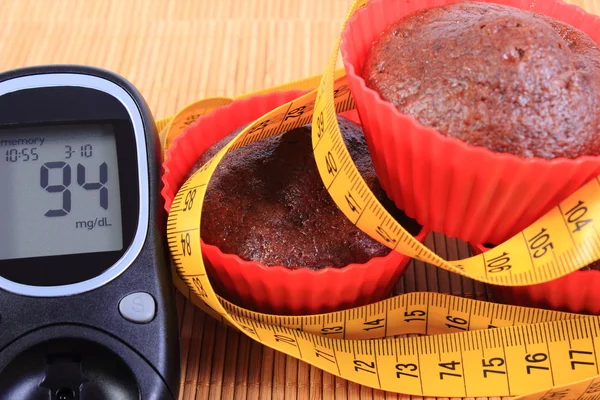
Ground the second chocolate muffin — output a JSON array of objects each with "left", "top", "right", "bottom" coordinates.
[
  {"left": 190, "top": 116, "right": 421, "bottom": 270},
  {"left": 361, "top": 1, "right": 600, "bottom": 160}
]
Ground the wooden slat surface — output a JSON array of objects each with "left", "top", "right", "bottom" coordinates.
[{"left": 1, "top": 1, "right": 598, "bottom": 399}]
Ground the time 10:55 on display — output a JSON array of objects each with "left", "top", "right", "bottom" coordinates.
[{"left": 4, "top": 147, "right": 39, "bottom": 162}]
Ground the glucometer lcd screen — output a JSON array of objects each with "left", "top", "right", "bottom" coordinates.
[{"left": 0, "top": 123, "right": 124, "bottom": 260}]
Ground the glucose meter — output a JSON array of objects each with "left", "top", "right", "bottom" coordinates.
[{"left": 0, "top": 65, "right": 180, "bottom": 400}]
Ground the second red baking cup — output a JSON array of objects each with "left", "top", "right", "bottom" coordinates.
[
  {"left": 340, "top": 0, "right": 600, "bottom": 245},
  {"left": 470, "top": 243, "right": 600, "bottom": 315},
  {"left": 161, "top": 90, "right": 428, "bottom": 315}
]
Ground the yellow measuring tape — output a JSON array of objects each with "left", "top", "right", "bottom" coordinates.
[{"left": 158, "top": 0, "right": 600, "bottom": 398}]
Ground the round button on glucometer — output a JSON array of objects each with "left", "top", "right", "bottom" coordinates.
[{"left": 119, "top": 292, "right": 156, "bottom": 324}]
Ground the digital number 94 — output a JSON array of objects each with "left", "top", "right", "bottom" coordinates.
[{"left": 40, "top": 161, "right": 108, "bottom": 217}]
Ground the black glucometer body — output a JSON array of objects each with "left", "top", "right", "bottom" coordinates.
[{"left": 0, "top": 65, "right": 180, "bottom": 400}]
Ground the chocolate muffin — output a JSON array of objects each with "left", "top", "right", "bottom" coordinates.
[
  {"left": 361, "top": 1, "right": 600, "bottom": 160},
  {"left": 189, "top": 117, "right": 421, "bottom": 270}
]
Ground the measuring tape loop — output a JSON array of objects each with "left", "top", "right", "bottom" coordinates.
[{"left": 161, "top": 0, "right": 600, "bottom": 397}]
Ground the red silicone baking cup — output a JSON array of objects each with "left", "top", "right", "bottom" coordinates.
[
  {"left": 161, "top": 91, "right": 428, "bottom": 315},
  {"left": 470, "top": 243, "right": 600, "bottom": 315},
  {"left": 341, "top": 0, "right": 600, "bottom": 245}
]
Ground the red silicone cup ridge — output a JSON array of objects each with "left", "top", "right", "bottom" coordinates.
[
  {"left": 470, "top": 243, "right": 600, "bottom": 314},
  {"left": 340, "top": 0, "right": 600, "bottom": 245},
  {"left": 161, "top": 91, "right": 428, "bottom": 315}
]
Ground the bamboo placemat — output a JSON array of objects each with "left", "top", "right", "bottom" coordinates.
[{"left": 1, "top": 0, "right": 599, "bottom": 399}]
